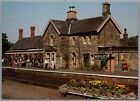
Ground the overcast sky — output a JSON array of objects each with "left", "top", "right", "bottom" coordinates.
[{"left": 1, "top": 0, "right": 139, "bottom": 43}]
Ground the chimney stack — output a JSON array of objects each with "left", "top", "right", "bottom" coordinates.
[
  {"left": 66, "top": 6, "right": 77, "bottom": 22},
  {"left": 123, "top": 28, "right": 128, "bottom": 47},
  {"left": 18, "top": 29, "right": 23, "bottom": 40},
  {"left": 102, "top": 1, "right": 111, "bottom": 18},
  {"left": 30, "top": 26, "right": 35, "bottom": 37}
]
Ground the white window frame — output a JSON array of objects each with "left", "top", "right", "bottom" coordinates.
[
  {"left": 82, "top": 36, "right": 86, "bottom": 44},
  {"left": 87, "top": 36, "right": 91, "bottom": 44}
]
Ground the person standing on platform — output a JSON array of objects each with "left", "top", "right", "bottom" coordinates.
[
  {"left": 51, "top": 60, "right": 55, "bottom": 70},
  {"left": 44, "top": 58, "right": 48, "bottom": 70}
]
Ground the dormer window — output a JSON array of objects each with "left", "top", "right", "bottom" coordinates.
[{"left": 50, "top": 35, "right": 54, "bottom": 46}]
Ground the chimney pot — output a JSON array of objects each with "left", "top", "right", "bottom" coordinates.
[
  {"left": 123, "top": 28, "right": 128, "bottom": 47},
  {"left": 18, "top": 29, "right": 23, "bottom": 40},
  {"left": 124, "top": 28, "right": 127, "bottom": 34}
]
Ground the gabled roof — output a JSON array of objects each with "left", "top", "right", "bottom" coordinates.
[
  {"left": 70, "top": 16, "right": 104, "bottom": 34},
  {"left": 51, "top": 20, "right": 69, "bottom": 35},
  {"left": 9, "top": 36, "right": 43, "bottom": 51},
  {"left": 42, "top": 15, "right": 122, "bottom": 36},
  {"left": 97, "top": 15, "right": 122, "bottom": 34}
]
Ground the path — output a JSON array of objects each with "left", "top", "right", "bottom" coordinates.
[{"left": 2, "top": 80, "right": 84, "bottom": 99}]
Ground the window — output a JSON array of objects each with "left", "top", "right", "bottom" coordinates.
[
  {"left": 46, "top": 53, "right": 50, "bottom": 61},
  {"left": 46, "top": 52, "right": 55, "bottom": 62},
  {"left": 52, "top": 53, "right": 55, "bottom": 61},
  {"left": 50, "top": 35, "right": 54, "bottom": 46},
  {"left": 72, "top": 37, "right": 76, "bottom": 45},
  {"left": 82, "top": 36, "right": 86, "bottom": 44},
  {"left": 87, "top": 36, "right": 91, "bottom": 44},
  {"left": 90, "top": 55, "right": 94, "bottom": 65}
]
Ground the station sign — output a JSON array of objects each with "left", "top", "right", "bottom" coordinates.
[{"left": 94, "top": 54, "right": 109, "bottom": 60}]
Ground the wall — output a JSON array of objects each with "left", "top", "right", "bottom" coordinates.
[
  {"left": 68, "top": 35, "right": 99, "bottom": 69},
  {"left": 113, "top": 51, "right": 138, "bottom": 71},
  {"left": 98, "top": 19, "right": 120, "bottom": 47},
  {"left": 43, "top": 23, "right": 62, "bottom": 68}
]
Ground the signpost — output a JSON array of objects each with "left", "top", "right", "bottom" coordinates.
[{"left": 94, "top": 54, "right": 109, "bottom": 60}]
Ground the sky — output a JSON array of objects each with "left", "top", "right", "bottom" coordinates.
[{"left": 1, "top": 0, "right": 139, "bottom": 43}]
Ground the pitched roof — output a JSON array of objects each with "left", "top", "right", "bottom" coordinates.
[
  {"left": 51, "top": 20, "right": 69, "bottom": 35},
  {"left": 120, "top": 36, "right": 138, "bottom": 47},
  {"left": 9, "top": 36, "right": 43, "bottom": 51},
  {"left": 50, "top": 15, "right": 122, "bottom": 35},
  {"left": 44, "top": 46, "right": 57, "bottom": 52},
  {"left": 70, "top": 16, "right": 105, "bottom": 34},
  {"left": 51, "top": 16, "right": 105, "bottom": 35}
]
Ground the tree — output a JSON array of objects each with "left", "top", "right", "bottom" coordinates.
[{"left": 2, "top": 33, "right": 13, "bottom": 56}]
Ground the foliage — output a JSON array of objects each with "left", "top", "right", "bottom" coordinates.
[
  {"left": 69, "top": 79, "right": 78, "bottom": 87},
  {"left": 90, "top": 60, "right": 101, "bottom": 71},
  {"left": 2, "top": 33, "right": 13, "bottom": 56},
  {"left": 67, "top": 79, "right": 127, "bottom": 98},
  {"left": 100, "top": 57, "right": 108, "bottom": 69},
  {"left": 114, "top": 84, "right": 125, "bottom": 93},
  {"left": 63, "top": 52, "right": 70, "bottom": 69},
  {"left": 83, "top": 53, "right": 90, "bottom": 69}
]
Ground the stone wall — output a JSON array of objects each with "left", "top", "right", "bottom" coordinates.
[
  {"left": 68, "top": 35, "right": 99, "bottom": 69},
  {"left": 42, "top": 23, "right": 62, "bottom": 68},
  {"left": 42, "top": 20, "right": 137, "bottom": 71},
  {"left": 113, "top": 51, "right": 138, "bottom": 71},
  {"left": 43, "top": 23, "right": 60, "bottom": 47},
  {"left": 60, "top": 36, "right": 70, "bottom": 68},
  {"left": 98, "top": 20, "right": 120, "bottom": 47}
]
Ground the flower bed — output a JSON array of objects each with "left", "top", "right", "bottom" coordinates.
[{"left": 59, "top": 79, "right": 137, "bottom": 99}]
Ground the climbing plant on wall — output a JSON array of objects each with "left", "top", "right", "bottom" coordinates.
[
  {"left": 100, "top": 57, "right": 108, "bottom": 69},
  {"left": 63, "top": 52, "right": 70, "bottom": 69},
  {"left": 83, "top": 53, "right": 90, "bottom": 69}
]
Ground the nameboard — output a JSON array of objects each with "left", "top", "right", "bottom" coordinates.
[{"left": 94, "top": 54, "right": 109, "bottom": 60}]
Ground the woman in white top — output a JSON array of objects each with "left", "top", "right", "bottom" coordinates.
[{"left": 44, "top": 59, "right": 48, "bottom": 70}]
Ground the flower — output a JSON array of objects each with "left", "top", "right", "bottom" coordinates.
[
  {"left": 69, "top": 79, "right": 78, "bottom": 87},
  {"left": 69, "top": 79, "right": 76, "bottom": 83},
  {"left": 115, "top": 84, "right": 125, "bottom": 89},
  {"left": 89, "top": 80, "right": 102, "bottom": 85}
]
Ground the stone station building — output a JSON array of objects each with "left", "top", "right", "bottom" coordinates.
[{"left": 5, "top": 2, "right": 138, "bottom": 71}]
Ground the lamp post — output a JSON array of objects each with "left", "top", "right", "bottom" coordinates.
[{"left": 108, "top": 47, "right": 112, "bottom": 72}]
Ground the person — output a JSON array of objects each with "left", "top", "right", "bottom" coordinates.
[
  {"left": 121, "top": 60, "right": 128, "bottom": 71},
  {"left": 26, "top": 58, "right": 30, "bottom": 68},
  {"left": 2, "top": 58, "right": 4, "bottom": 66},
  {"left": 51, "top": 60, "right": 55, "bottom": 70},
  {"left": 44, "top": 59, "right": 48, "bottom": 70}
]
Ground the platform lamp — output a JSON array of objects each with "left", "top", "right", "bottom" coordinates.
[{"left": 108, "top": 47, "right": 113, "bottom": 72}]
